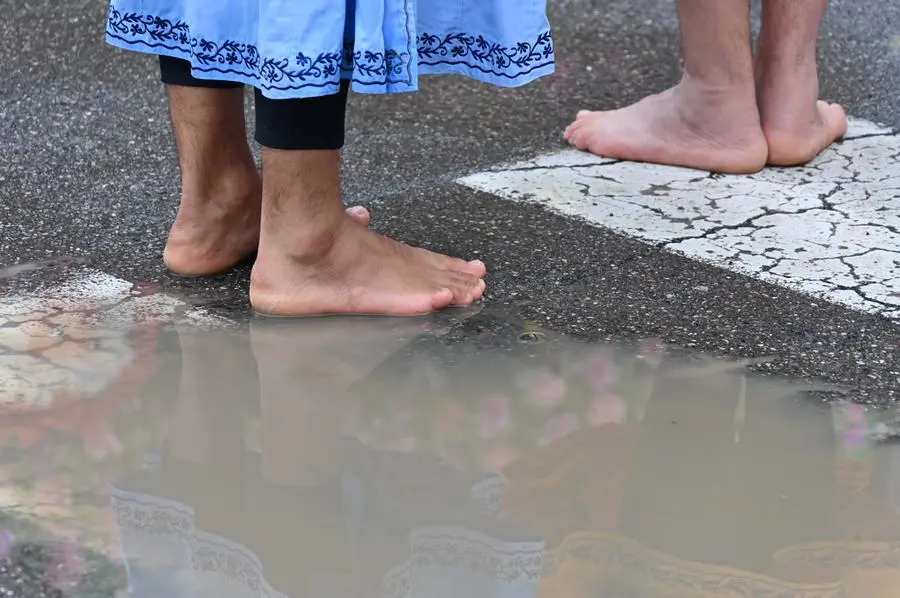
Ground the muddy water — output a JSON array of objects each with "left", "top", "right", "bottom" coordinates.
[{"left": 1, "top": 280, "right": 900, "bottom": 597}]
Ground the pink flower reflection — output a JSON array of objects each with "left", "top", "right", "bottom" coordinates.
[
  {"left": 586, "top": 394, "right": 627, "bottom": 426},
  {"left": 525, "top": 369, "right": 568, "bottom": 410},
  {"left": 476, "top": 394, "right": 512, "bottom": 439},
  {"left": 838, "top": 403, "right": 870, "bottom": 453},
  {"left": 579, "top": 347, "right": 618, "bottom": 394}
]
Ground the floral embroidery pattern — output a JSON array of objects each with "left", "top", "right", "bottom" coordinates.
[
  {"left": 347, "top": 41, "right": 411, "bottom": 82},
  {"left": 417, "top": 31, "right": 554, "bottom": 78},
  {"left": 105, "top": 8, "right": 553, "bottom": 92}
]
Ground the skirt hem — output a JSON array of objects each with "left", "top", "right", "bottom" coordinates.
[{"left": 105, "top": 6, "right": 554, "bottom": 100}]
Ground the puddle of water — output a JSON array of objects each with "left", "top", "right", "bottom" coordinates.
[{"left": 1, "top": 280, "right": 899, "bottom": 597}]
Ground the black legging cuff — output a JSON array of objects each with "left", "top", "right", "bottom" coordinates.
[
  {"left": 159, "top": 54, "right": 243, "bottom": 89},
  {"left": 158, "top": 55, "right": 349, "bottom": 150},
  {"left": 253, "top": 82, "right": 349, "bottom": 150}
]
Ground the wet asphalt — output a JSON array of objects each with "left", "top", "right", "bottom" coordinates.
[{"left": 2, "top": 0, "right": 900, "bottom": 402}]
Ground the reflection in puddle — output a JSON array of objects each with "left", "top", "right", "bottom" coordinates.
[{"left": 0, "top": 283, "right": 899, "bottom": 597}]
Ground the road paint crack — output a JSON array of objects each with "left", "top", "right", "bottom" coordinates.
[{"left": 457, "top": 117, "right": 900, "bottom": 320}]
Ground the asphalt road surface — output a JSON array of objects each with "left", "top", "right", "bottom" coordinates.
[{"left": 2, "top": 0, "right": 900, "bottom": 402}]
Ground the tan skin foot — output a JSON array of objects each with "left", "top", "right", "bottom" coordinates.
[
  {"left": 763, "top": 100, "right": 848, "bottom": 167},
  {"left": 163, "top": 169, "right": 262, "bottom": 277},
  {"left": 163, "top": 173, "right": 372, "bottom": 278},
  {"left": 564, "top": 82, "right": 769, "bottom": 174},
  {"left": 250, "top": 212, "right": 487, "bottom": 317},
  {"left": 756, "top": 59, "right": 848, "bottom": 167}
]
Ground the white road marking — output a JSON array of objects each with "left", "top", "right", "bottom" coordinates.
[
  {"left": 0, "top": 268, "right": 228, "bottom": 407},
  {"left": 0, "top": 268, "right": 226, "bottom": 328},
  {"left": 458, "top": 118, "right": 900, "bottom": 321}
]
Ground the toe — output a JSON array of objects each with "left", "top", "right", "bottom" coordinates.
[
  {"left": 466, "top": 259, "right": 487, "bottom": 278},
  {"left": 570, "top": 125, "right": 593, "bottom": 151},
  {"left": 429, "top": 288, "right": 455, "bottom": 312},
  {"left": 469, "top": 279, "right": 487, "bottom": 303},
  {"left": 345, "top": 206, "right": 371, "bottom": 227},
  {"left": 819, "top": 101, "right": 848, "bottom": 140},
  {"left": 565, "top": 120, "right": 583, "bottom": 146},
  {"left": 445, "top": 256, "right": 486, "bottom": 277},
  {"left": 423, "top": 251, "right": 486, "bottom": 278},
  {"left": 567, "top": 115, "right": 604, "bottom": 151},
  {"left": 445, "top": 272, "right": 481, "bottom": 305}
]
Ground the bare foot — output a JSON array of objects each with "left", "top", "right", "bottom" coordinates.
[
  {"left": 164, "top": 172, "right": 372, "bottom": 277},
  {"left": 250, "top": 213, "right": 487, "bottom": 316},
  {"left": 755, "top": 56, "right": 848, "bottom": 167},
  {"left": 564, "top": 80, "right": 769, "bottom": 174},
  {"left": 164, "top": 169, "right": 262, "bottom": 277}
]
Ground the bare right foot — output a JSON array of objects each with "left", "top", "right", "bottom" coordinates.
[
  {"left": 564, "top": 80, "right": 769, "bottom": 174},
  {"left": 250, "top": 213, "right": 487, "bottom": 317},
  {"left": 755, "top": 53, "right": 848, "bottom": 167}
]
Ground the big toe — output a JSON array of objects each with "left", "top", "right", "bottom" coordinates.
[
  {"left": 469, "top": 278, "right": 487, "bottom": 303},
  {"left": 565, "top": 119, "right": 590, "bottom": 148},
  {"left": 345, "top": 206, "right": 371, "bottom": 227},
  {"left": 818, "top": 101, "right": 848, "bottom": 141},
  {"left": 463, "top": 259, "right": 487, "bottom": 278},
  {"left": 565, "top": 113, "right": 592, "bottom": 141}
]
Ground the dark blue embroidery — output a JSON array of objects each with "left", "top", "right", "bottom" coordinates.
[
  {"left": 105, "top": 7, "right": 553, "bottom": 93},
  {"left": 342, "top": 41, "right": 410, "bottom": 82},
  {"left": 417, "top": 31, "right": 553, "bottom": 77}
]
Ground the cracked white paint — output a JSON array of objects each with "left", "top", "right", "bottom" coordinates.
[
  {"left": 0, "top": 268, "right": 226, "bottom": 408},
  {"left": 458, "top": 118, "right": 900, "bottom": 320}
]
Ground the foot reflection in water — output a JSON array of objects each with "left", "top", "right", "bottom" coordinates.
[{"left": 2, "top": 298, "right": 900, "bottom": 596}]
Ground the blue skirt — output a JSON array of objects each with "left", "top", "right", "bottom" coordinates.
[{"left": 106, "top": 0, "right": 555, "bottom": 99}]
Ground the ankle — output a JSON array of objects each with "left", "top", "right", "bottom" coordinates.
[
  {"left": 259, "top": 205, "right": 349, "bottom": 265},
  {"left": 180, "top": 162, "right": 261, "bottom": 208},
  {"left": 678, "top": 72, "right": 757, "bottom": 108},
  {"left": 674, "top": 75, "right": 761, "bottom": 135}
]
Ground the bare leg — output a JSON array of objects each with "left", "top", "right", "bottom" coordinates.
[
  {"left": 756, "top": 0, "right": 847, "bottom": 166},
  {"left": 249, "top": 149, "right": 487, "bottom": 316},
  {"left": 564, "top": 0, "right": 768, "bottom": 174},
  {"left": 163, "top": 85, "right": 263, "bottom": 276},
  {"left": 163, "top": 87, "right": 370, "bottom": 276}
]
